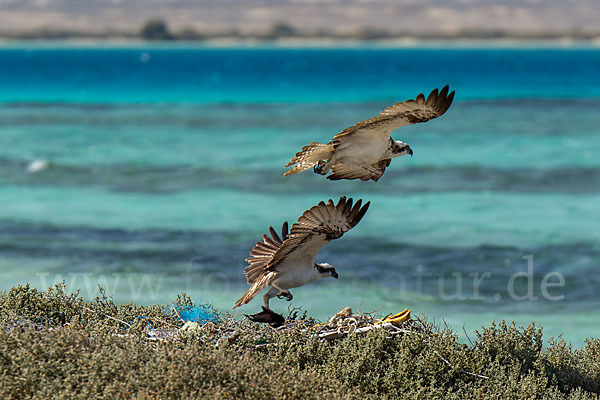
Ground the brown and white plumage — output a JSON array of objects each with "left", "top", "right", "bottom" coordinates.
[
  {"left": 284, "top": 85, "right": 455, "bottom": 181},
  {"left": 233, "top": 197, "right": 370, "bottom": 310}
]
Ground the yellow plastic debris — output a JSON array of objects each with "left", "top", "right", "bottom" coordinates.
[{"left": 381, "top": 308, "right": 411, "bottom": 325}]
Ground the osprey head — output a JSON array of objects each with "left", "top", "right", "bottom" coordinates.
[
  {"left": 315, "top": 262, "right": 338, "bottom": 279},
  {"left": 391, "top": 140, "right": 413, "bottom": 158}
]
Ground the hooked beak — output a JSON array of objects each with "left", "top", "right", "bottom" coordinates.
[
  {"left": 407, "top": 147, "right": 413, "bottom": 157},
  {"left": 332, "top": 271, "right": 339, "bottom": 279}
]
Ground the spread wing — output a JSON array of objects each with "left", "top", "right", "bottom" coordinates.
[
  {"left": 243, "top": 222, "right": 289, "bottom": 285},
  {"left": 235, "top": 197, "right": 370, "bottom": 309},
  {"left": 328, "top": 159, "right": 391, "bottom": 182},
  {"left": 268, "top": 197, "right": 370, "bottom": 268},
  {"left": 331, "top": 85, "right": 455, "bottom": 150},
  {"left": 243, "top": 197, "right": 370, "bottom": 283}
]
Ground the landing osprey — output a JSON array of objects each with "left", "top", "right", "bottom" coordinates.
[
  {"left": 233, "top": 197, "right": 370, "bottom": 313},
  {"left": 284, "top": 85, "right": 455, "bottom": 182}
]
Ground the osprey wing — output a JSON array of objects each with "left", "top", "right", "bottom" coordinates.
[
  {"left": 327, "top": 160, "right": 391, "bottom": 182},
  {"left": 244, "top": 222, "right": 289, "bottom": 285},
  {"left": 331, "top": 85, "right": 455, "bottom": 149},
  {"left": 267, "top": 197, "right": 370, "bottom": 268},
  {"left": 235, "top": 197, "right": 370, "bottom": 310}
]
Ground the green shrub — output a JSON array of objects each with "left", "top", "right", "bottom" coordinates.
[{"left": 0, "top": 284, "right": 598, "bottom": 399}]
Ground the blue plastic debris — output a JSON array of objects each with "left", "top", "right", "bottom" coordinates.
[{"left": 174, "top": 303, "right": 219, "bottom": 324}]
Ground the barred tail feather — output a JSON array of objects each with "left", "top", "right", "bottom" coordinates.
[
  {"left": 233, "top": 272, "right": 274, "bottom": 309},
  {"left": 284, "top": 142, "right": 333, "bottom": 176}
]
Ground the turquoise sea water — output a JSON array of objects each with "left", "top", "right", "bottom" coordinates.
[{"left": 0, "top": 45, "right": 599, "bottom": 345}]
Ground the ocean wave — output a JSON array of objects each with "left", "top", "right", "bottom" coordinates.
[
  {"left": 1, "top": 221, "right": 597, "bottom": 304},
  {"left": 1, "top": 158, "right": 599, "bottom": 194},
  {"left": 2, "top": 98, "right": 600, "bottom": 128}
]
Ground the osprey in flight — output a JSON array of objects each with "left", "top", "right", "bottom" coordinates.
[
  {"left": 284, "top": 85, "right": 455, "bottom": 182},
  {"left": 233, "top": 197, "right": 370, "bottom": 315}
]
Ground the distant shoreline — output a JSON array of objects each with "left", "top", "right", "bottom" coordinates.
[
  {"left": 2, "top": 18, "right": 599, "bottom": 49},
  {"left": 1, "top": 37, "right": 600, "bottom": 49}
]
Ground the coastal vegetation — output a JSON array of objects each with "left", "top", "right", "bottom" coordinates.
[{"left": 0, "top": 284, "right": 599, "bottom": 399}]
